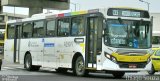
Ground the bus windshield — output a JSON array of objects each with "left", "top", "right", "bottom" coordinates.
[{"left": 104, "top": 19, "right": 151, "bottom": 49}]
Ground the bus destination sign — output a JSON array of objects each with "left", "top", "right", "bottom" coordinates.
[{"left": 107, "top": 8, "right": 150, "bottom": 18}]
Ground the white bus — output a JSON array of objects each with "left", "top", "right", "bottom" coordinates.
[{"left": 4, "top": 7, "right": 152, "bottom": 78}]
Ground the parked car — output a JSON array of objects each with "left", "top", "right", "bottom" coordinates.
[
  {"left": 148, "top": 48, "right": 160, "bottom": 75},
  {"left": 0, "top": 59, "right": 2, "bottom": 70},
  {"left": 0, "top": 46, "right": 3, "bottom": 71}
]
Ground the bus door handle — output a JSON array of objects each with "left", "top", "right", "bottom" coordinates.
[{"left": 74, "top": 38, "right": 84, "bottom": 43}]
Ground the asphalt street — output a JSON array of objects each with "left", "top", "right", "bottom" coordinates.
[{"left": 0, "top": 61, "right": 160, "bottom": 81}]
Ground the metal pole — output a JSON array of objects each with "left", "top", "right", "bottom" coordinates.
[
  {"left": 139, "top": 0, "right": 150, "bottom": 12},
  {"left": 70, "top": 2, "right": 77, "bottom": 11},
  {"left": 77, "top": 3, "right": 81, "bottom": 10},
  {"left": 74, "top": 4, "right": 76, "bottom": 11},
  {"left": 14, "top": 6, "right": 15, "bottom": 17},
  {"left": 147, "top": 3, "right": 150, "bottom": 12}
]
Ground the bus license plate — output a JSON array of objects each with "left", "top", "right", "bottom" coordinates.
[{"left": 129, "top": 64, "right": 137, "bottom": 68}]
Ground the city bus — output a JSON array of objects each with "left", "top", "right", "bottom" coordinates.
[{"left": 4, "top": 7, "right": 152, "bottom": 78}]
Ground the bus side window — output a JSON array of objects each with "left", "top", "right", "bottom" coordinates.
[
  {"left": 46, "top": 20, "right": 55, "bottom": 37},
  {"left": 22, "top": 22, "right": 33, "bottom": 38},
  {"left": 71, "top": 16, "right": 84, "bottom": 36},
  {"left": 7, "top": 25, "right": 15, "bottom": 39},
  {"left": 33, "top": 21, "right": 45, "bottom": 38},
  {"left": 57, "top": 18, "right": 70, "bottom": 36}
]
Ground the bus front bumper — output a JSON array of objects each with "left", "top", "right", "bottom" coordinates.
[{"left": 101, "top": 59, "right": 151, "bottom": 72}]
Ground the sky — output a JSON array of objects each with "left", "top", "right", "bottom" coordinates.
[{"left": 2, "top": 0, "right": 160, "bottom": 15}]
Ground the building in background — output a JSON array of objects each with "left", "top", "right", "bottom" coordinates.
[
  {"left": 151, "top": 13, "right": 160, "bottom": 47},
  {"left": 0, "top": 12, "right": 27, "bottom": 47},
  {"left": 1, "top": 0, "right": 70, "bottom": 16}
]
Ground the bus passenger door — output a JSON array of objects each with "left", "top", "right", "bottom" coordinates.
[
  {"left": 86, "top": 16, "right": 102, "bottom": 68},
  {"left": 4, "top": 25, "right": 15, "bottom": 63},
  {"left": 14, "top": 25, "right": 22, "bottom": 63}
]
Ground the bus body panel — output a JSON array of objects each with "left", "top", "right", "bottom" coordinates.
[
  {"left": 29, "top": 38, "right": 44, "bottom": 65},
  {"left": 43, "top": 37, "right": 56, "bottom": 68},
  {"left": 55, "top": 36, "right": 85, "bottom": 68},
  {"left": 4, "top": 39, "right": 14, "bottom": 63},
  {"left": 19, "top": 39, "right": 30, "bottom": 64}
]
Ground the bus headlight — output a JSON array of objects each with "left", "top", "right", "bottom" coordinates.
[{"left": 104, "top": 52, "right": 117, "bottom": 63}]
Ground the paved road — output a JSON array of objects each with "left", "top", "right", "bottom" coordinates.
[{"left": 0, "top": 61, "right": 160, "bottom": 81}]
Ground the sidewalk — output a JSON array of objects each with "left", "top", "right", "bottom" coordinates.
[
  {"left": 1, "top": 60, "right": 55, "bottom": 71},
  {"left": 1, "top": 60, "right": 24, "bottom": 69}
]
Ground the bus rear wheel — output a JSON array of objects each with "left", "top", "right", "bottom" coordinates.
[
  {"left": 24, "top": 54, "right": 40, "bottom": 71},
  {"left": 73, "top": 56, "right": 88, "bottom": 76},
  {"left": 24, "top": 54, "right": 33, "bottom": 71},
  {"left": 112, "top": 71, "right": 125, "bottom": 78}
]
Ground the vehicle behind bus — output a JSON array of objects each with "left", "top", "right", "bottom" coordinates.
[
  {"left": 0, "top": 29, "right": 5, "bottom": 70},
  {"left": 152, "top": 35, "right": 160, "bottom": 47},
  {"left": 4, "top": 7, "right": 152, "bottom": 78}
]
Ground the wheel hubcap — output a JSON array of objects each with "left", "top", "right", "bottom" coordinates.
[
  {"left": 77, "top": 61, "right": 84, "bottom": 72},
  {"left": 25, "top": 56, "right": 30, "bottom": 68}
]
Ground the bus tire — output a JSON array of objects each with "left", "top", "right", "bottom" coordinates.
[
  {"left": 112, "top": 71, "right": 125, "bottom": 78},
  {"left": 24, "top": 54, "right": 34, "bottom": 71},
  {"left": 73, "top": 56, "right": 88, "bottom": 76},
  {"left": 148, "top": 65, "right": 155, "bottom": 75}
]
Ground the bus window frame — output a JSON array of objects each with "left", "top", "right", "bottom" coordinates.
[
  {"left": 45, "top": 18, "right": 57, "bottom": 37},
  {"left": 57, "top": 17, "right": 71, "bottom": 37},
  {"left": 70, "top": 15, "right": 86, "bottom": 37},
  {"left": 7, "top": 22, "right": 23, "bottom": 39},
  {"left": 32, "top": 20, "right": 45, "bottom": 38},
  {"left": 7, "top": 24, "right": 15, "bottom": 39},
  {"left": 22, "top": 21, "right": 33, "bottom": 39}
]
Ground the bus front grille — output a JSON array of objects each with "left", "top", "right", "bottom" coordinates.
[{"left": 118, "top": 62, "right": 147, "bottom": 68}]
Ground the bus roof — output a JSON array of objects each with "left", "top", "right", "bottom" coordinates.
[
  {"left": 111, "top": 6, "right": 145, "bottom": 11},
  {"left": 7, "top": 7, "right": 150, "bottom": 24},
  {"left": 7, "top": 9, "right": 99, "bottom": 24}
]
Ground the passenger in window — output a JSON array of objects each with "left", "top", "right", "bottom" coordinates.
[
  {"left": 71, "top": 18, "right": 84, "bottom": 36},
  {"left": 78, "top": 19, "right": 84, "bottom": 35},
  {"left": 72, "top": 22, "right": 78, "bottom": 35}
]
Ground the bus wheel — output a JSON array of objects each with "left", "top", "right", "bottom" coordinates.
[
  {"left": 148, "top": 65, "right": 155, "bottom": 75},
  {"left": 112, "top": 71, "right": 125, "bottom": 78},
  {"left": 24, "top": 54, "right": 34, "bottom": 71},
  {"left": 73, "top": 56, "right": 87, "bottom": 76}
]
